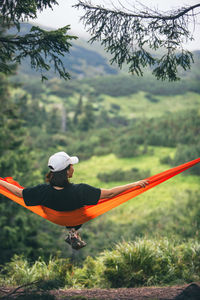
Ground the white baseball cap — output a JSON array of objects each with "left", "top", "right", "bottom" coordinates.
[{"left": 48, "top": 151, "right": 79, "bottom": 172}]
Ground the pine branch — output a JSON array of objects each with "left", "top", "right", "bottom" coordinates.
[
  {"left": 74, "top": 1, "right": 200, "bottom": 81},
  {"left": 0, "top": 1, "right": 78, "bottom": 80},
  {"left": 0, "top": 25, "right": 78, "bottom": 80},
  {"left": 0, "top": 0, "right": 58, "bottom": 23},
  {"left": 75, "top": 2, "right": 200, "bottom": 21}
]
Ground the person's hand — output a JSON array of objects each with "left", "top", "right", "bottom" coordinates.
[{"left": 135, "top": 180, "right": 149, "bottom": 188}]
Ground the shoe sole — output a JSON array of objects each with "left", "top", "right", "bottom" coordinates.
[{"left": 65, "top": 236, "right": 86, "bottom": 250}]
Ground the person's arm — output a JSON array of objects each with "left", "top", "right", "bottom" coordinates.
[
  {"left": 0, "top": 179, "right": 23, "bottom": 197},
  {"left": 100, "top": 179, "right": 149, "bottom": 199}
]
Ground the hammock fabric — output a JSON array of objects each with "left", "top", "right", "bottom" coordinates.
[{"left": 0, "top": 157, "right": 200, "bottom": 227}]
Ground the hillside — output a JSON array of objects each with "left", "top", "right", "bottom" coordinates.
[
  {"left": 10, "top": 23, "right": 118, "bottom": 79},
  {"left": 9, "top": 23, "right": 200, "bottom": 81}
]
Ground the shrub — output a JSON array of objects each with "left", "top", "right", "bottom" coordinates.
[
  {"left": 114, "top": 136, "right": 140, "bottom": 158},
  {"left": 97, "top": 168, "right": 150, "bottom": 183},
  {"left": 160, "top": 155, "right": 173, "bottom": 165},
  {"left": 111, "top": 103, "right": 121, "bottom": 110},
  {"left": 0, "top": 255, "right": 73, "bottom": 288},
  {"left": 93, "top": 146, "right": 111, "bottom": 156},
  {"left": 1, "top": 239, "right": 200, "bottom": 288},
  {"left": 146, "top": 94, "right": 159, "bottom": 103},
  {"left": 172, "top": 144, "right": 200, "bottom": 175},
  {"left": 71, "top": 256, "right": 103, "bottom": 288},
  {"left": 100, "top": 239, "right": 200, "bottom": 287}
]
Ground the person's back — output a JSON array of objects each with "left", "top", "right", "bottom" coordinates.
[{"left": 23, "top": 182, "right": 100, "bottom": 211}]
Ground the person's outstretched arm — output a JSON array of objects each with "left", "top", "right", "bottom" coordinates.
[
  {"left": 100, "top": 180, "right": 149, "bottom": 199},
  {"left": 0, "top": 179, "right": 23, "bottom": 197}
]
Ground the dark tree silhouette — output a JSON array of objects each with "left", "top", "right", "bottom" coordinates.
[{"left": 75, "top": 1, "right": 200, "bottom": 81}]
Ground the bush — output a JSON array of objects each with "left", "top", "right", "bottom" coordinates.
[
  {"left": 93, "top": 146, "right": 111, "bottom": 156},
  {"left": 71, "top": 256, "right": 103, "bottom": 288},
  {"left": 111, "top": 103, "right": 121, "bottom": 110},
  {"left": 160, "top": 155, "right": 173, "bottom": 165},
  {"left": 114, "top": 136, "right": 140, "bottom": 158},
  {"left": 97, "top": 168, "right": 150, "bottom": 183},
  {"left": 0, "top": 255, "right": 73, "bottom": 288},
  {"left": 172, "top": 144, "right": 200, "bottom": 175},
  {"left": 146, "top": 94, "right": 159, "bottom": 103},
  {"left": 100, "top": 239, "right": 200, "bottom": 287},
  {"left": 126, "top": 109, "right": 200, "bottom": 148},
  {"left": 1, "top": 239, "right": 200, "bottom": 288}
]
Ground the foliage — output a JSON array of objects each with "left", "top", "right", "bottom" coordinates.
[
  {"left": 1, "top": 0, "right": 58, "bottom": 23},
  {"left": 100, "top": 239, "right": 200, "bottom": 287},
  {"left": 0, "top": 255, "right": 73, "bottom": 288},
  {"left": 160, "top": 144, "right": 200, "bottom": 175},
  {"left": 0, "top": 74, "right": 65, "bottom": 264},
  {"left": 97, "top": 168, "right": 150, "bottom": 183},
  {"left": 78, "top": 102, "right": 95, "bottom": 131},
  {"left": 0, "top": 1, "right": 77, "bottom": 80},
  {"left": 75, "top": 1, "right": 200, "bottom": 81},
  {"left": 14, "top": 23, "right": 118, "bottom": 80},
  {"left": 172, "top": 144, "right": 200, "bottom": 175},
  {"left": 83, "top": 72, "right": 200, "bottom": 98},
  {"left": 70, "top": 256, "right": 103, "bottom": 288},
  {"left": 1, "top": 238, "right": 200, "bottom": 288},
  {"left": 125, "top": 109, "right": 200, "bottom": 148},
  {"left": 114, "top": 136, "right": 144, "bottom": 158},
  {"left": 0, "top": 74, "right": 43, "bottom": 184},
  {"left": 130, "top": 190, "right": 200, "bottom": 242}
]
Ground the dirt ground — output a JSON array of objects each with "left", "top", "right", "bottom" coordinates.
[
  {"left": 0, "top": 282, "right": 200, "bottom": 300},
  {"left": 53, "top": 283, "right": 200, "bottom": 300}
]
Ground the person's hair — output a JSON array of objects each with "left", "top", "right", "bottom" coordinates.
[{"left": 46, "top": 165, "right": 71, "bottom": 187}]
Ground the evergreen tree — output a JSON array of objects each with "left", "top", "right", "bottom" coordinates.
[
  {"left": 78, "top": 102, "right": 95, "bottom": 131},
  {"left": 46, "top": 107, "right": 61, "bottom": 134},
  {"left": 73, "top": 95, "right": 83, "bottom": 125},
  {"left": 0, "top": 73, "right": 44, "bottom": 264}
]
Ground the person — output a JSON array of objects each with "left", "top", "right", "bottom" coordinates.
[{"left": 0, "top": 151, "right": 149, "bottom": 250}]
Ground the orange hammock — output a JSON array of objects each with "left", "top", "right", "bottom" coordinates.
[{"left": 0, "top": 157, "right": 200, "bottom": 227}]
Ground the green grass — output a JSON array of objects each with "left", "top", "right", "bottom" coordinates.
[
  {"left": 99, "top": 92, "right": 200, "bottom": 119},
  {"left": 1, "top": 239, "right": 200, "bottom": 288},
  {"left": 73, "top": 146, "right": 175, "bottom": 185},
  {"left": 20, "top": 80, "right": 200, "bottom": 122}
]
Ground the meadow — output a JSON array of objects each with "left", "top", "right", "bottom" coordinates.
[{"left": 96, "top": 92, "right": 200, "bottom": 119}]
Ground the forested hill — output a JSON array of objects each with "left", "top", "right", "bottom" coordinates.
[
  {"left": 12, "top": 23, "right": 200, "bottom": 81},
  {"left": 10, "top": 23, "right": 118, "bottom": 79}
]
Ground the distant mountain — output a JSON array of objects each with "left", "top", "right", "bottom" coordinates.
[
  {"left": 9, "top": 23, "right": 200, "bottom": 81},
  {"left": 10, "top": 23, "right": 118, "bottom": 79}
]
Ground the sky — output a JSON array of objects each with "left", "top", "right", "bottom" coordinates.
[{"left": 32, "top": 0, "right": 200, "bottom": 50}]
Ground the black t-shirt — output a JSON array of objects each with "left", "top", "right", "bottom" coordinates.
[{"left": 22, "top": 183, "right": 101, "bottom": 211}]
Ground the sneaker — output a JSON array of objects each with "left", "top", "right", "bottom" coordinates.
[{"left": 65, "top": 228, "right": 87, "bottom": 250}]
